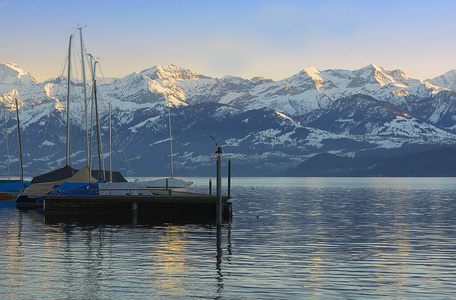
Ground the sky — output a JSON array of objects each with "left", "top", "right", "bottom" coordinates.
[{"left": 1, "top": 0, "right": 456, "bottom": 82}]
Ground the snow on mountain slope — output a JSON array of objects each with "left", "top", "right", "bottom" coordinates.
[
  {"left": 2, "top": 61, "right": 456, "bottom": 176},
  {"left": 5, "top": 62, "right": 449, "bottom": 127},
  {"left": 0, "top": 62, "right": 36, "bottom": 87},
  {"left": 408, "top": 90, "right": 456, "bottom": 131},
  {"left": 226, "top": 64, "right": 450, "bottom": 118},
  {"left": 426, "top": 70, "right": 456, "bottom": 90},
  {"left": 308, "top": 93, "right": 456, "bottom": 144}
]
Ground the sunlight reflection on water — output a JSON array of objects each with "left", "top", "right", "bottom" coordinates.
[{"left": 2, "top": 177, "right": 456, "bottom": 298}]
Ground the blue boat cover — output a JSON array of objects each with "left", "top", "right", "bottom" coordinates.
[
  {"left": 0, "top": 182, "right": 26, "bottom": 192},
  {"left": 47, "top": 182, "right": 99, "bottom": 196}
]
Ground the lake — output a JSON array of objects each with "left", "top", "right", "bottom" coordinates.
[{"left": 1, "top": 177, "right": 456, "bottom": 299}]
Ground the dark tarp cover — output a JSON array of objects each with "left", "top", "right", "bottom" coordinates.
[
  {"left": 31, "top": 166, "right": 127, "bottom": 184},
  {"left": 91, "top": 170, "right": 128, "bottom": 182},
  {"left": 31, "top": 165, "right": 78, "bottom": 184}
]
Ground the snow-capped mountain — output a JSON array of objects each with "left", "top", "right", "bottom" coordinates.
[
  {"left": 0, "top": 62, "right": 36, "bottom": 87},
  {"left": 227, "top": 64, "right": 448, "bottom": 118},
  {"left": 1, "top": 62, "right": 456, "bottom": 177},
  {"left": 308, "top": 94, "right": 456, "bottom": 140},
  {"left": 426, "top": 70, "right": 456, "bottom": 91}
]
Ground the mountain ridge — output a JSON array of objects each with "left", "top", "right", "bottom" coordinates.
[{"left": 1, "top": 61, "right": 456, "bottom": 177}]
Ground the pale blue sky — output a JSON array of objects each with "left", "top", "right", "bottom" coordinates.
[{"left": 2, "top": 0, "right": 455, "bottom": 82}]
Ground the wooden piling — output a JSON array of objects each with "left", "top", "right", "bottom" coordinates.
[
  {"left": 216, "top": 147, "right": 223, "bottom": 226},
  {"left": 228, "top": 159, "right": 231, "bottom": 199},
  {"left": 132, "top": 202, "right": 138, "bottom": 225}
]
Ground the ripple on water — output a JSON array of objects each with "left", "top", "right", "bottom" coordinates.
[{"left": 2, "top": 178, "right": 456, "bottom": 298}]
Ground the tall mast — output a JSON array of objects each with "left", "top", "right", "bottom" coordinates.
[
  {"left": 66, "top": 34, "right": 73, "bottom": 166},
  {"left": 78, "top": 26, "right": 90, "bottom": 170},
  {"left": 15, "top": 98, "right": 23, "bottom": 183},
  {"left": 109, "top": 103, "right": 112, "bottom": 183},
  {"left": 4, "top": 114, "right": 10, "bottom": 180},
  {"left": 93, "top": 80, "right": 102, "bottom": 179},
  {"left": 167, "top": 96, "right": 174, "bottom": 178},
  {"left": 92, "top": 61, "right": 105, "bottom": 179},
  {"left": 87, "top": 53, "right": 95, "bottom": 173}
]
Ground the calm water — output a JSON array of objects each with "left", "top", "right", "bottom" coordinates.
[{"left": 2, "top": 177, "right": 456, "bottom": 299}]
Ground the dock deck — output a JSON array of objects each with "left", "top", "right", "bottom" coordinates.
[{"left": 43, "top": 191, "right": 232, "bottom": 225}]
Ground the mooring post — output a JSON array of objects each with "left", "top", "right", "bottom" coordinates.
[
  {"left": 132, "top": 202, "right": 138, "bottom": 225},
  {"left": 216, "top": 147, "right": 223, "bottom": 226},
  {"left": 228, "top": 159, "right": 231, "bottom": 199},
  {"left": 166, "top": 178, "right": 169, "bottom": 190},
  {"left": 209, "top": 179, "right": 212, "bottom": 195}
]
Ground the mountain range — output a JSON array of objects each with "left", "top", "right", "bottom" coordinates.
[{"left": 1, "top": 61, "right": 456, "bottom": 177}]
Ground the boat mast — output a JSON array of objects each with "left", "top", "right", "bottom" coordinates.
[
  {"left": 78, "top": 26, "right": 90, "bottom": 172},
  {"left": 167, "top": 96, "right": 174, "bottom": 178},
  {"left": 87, "top": 53, "right": 95, "bottom": 175},
  {"left": 92, "top": 61, "right": 105, "bottom": 180},
  {"left": 15, "top": 97, "right": 23, "bottom": 183},
  {"left": 4, "top": 114, "right": 10, "bottom": 180},
  {"left": 66, "top": 34, "right": 73, "bottom": 166},
  {"left": 93, "top": 79, "right": 102, "bottom": 179},
  {"left": 109, "top": 103, "right": 112, "bottom": 183}
]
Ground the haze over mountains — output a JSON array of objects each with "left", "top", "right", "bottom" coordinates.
[{"left": 1, "top": 61, "right": 456, "bottom": 177}]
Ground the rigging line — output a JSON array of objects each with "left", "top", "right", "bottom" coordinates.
[
  {"left": 112, "top": 137, "right": 124, "bottom": 172},
  {"left": 92, "top": 61, "right": 133, "bottom": 175},
  {"left": 98, "top": 63, "right": 106, "bottom": 82},
  {"left": 71, "top": 57, "right": 126, "bottom": 176},
  {"left": 70, "top": 124, "right": 82, "bottom": 158},
  {"left": 112, "top": 124, "right": 134, "bottom": 176},
  {"left": 92, "top": 62, "right": 109, "bottom": 112},
  {"left": 68, "top": 39, "right": 92, "bottom": 153},
  {"left": 32, "top": 51, "right": 70, "bottom": 175},
  {"left": 68, "top": 85, "right": 92, "bottom": 160},
  {"left": 67, "top": 41, "right": 88, "bottom": 167},
  {"left": 2, "top": 107, "right": 11, "bottom": 178},
  {"left": 93, "top": 79, "right": 106, "bottom": 175},
  {"left": 52, "top": 48, "right": 69, "bottom": 99},
  {"left": 103, "top": 108, "right": 124, "bottom": 172},
  {"left": 90, "top": 63, "right": 112, "bottom": 174}
]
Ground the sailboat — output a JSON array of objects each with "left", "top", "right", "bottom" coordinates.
[
  {"left": 16, "top": 28, "right": 126, "bottom": 207},
  {"left": 0, "top": 102, "right": 29, "bottom": 200},
  {"left": 16, "top": 31, "right": 91, "bottom": 207},
  {"left": 142, "top": 95, "right": 192, "bottom": 189}
]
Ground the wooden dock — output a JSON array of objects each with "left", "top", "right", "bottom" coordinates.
[{"left": 43, "top": 191, "right": 232, "bottom": 225}]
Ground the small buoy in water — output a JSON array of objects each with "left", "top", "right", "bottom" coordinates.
[
  {"left": 257, "top": 215, "right": 259, "bottom": 219},
  {"left": 252, "top": 187, "right": 256, "bottom": 190}
]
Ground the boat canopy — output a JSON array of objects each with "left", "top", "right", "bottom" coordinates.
[
  {"left": 25, "top": 165, "right": 97, "bottom": 198},
  {"left": 0, "top": 181, "right": 27, "bottom": 192},
  {"left": 91, "top": 170, "right": 128, "bottom": 182},
  {"left": 48, "top": 182, "right": 99, "bottom": 196},
  {"left": 31, "top": 165, "right": 128, "bottom": 185},
  {"left": 31, "top": 165, "right": 78, "bottom": 184}
]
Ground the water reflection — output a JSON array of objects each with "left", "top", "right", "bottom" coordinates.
[{"left": 2, "top": 178, "right": 456, "bottom": 298}]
